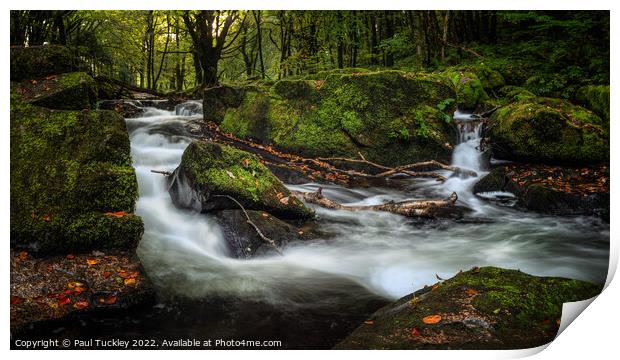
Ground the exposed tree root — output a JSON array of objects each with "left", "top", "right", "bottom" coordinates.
[{"left": 292, "top": 187, "right": 459, "bottom": 218}]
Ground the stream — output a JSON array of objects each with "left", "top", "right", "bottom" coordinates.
[{"left": 29, "top": 101, "right": 609, "bottom": 349}]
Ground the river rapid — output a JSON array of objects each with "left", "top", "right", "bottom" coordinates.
[{"left": 48, "top": 100, "right": 606, "bottom": 348}]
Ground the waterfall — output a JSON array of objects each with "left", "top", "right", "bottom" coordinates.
[{"left": 125, "top": 103, "right": 608, "bottom": 307}]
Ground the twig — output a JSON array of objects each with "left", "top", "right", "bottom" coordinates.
[
  {"left": 151, "top": 169, "right": 173, "bottom": 176},
  {"left": 212, "top": 195, "right": 282, "bottom": 255}
]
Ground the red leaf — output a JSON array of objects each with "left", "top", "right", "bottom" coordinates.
[
  {"left": 66, "top": 254, "right": 76, "bottom": 260},
  {"left": 10, "top": 296, "right": 24, "bottom": 305},
  {"left": 411, "top": 328, "right": 421, "bottom": 337},
  {"left": 58, "top": 297, "right": 71, "bottom": 306},
  {"left": 74, "top": 299, "right": 89, "bottom": 310}
]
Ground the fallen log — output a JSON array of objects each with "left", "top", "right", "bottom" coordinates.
[{"left": 293, "top": 187, "right": 459, "bottom": 218}]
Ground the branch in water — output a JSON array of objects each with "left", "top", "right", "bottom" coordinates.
[
  {"left": 292, "top": 187, "right": 459, "bottom": 218},
  {"left": 151, "top": 169, "right": 173, "bottom": 176},
  {"left": 212, "top": 194, "right": 282, "bottom": 255}
]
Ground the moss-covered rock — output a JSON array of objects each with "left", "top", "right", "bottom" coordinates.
[
  {"left": 575, "top": 85, "right": 610, "bottom": 125},
  {"left": 10, "top": 89, "right": 142, "bottom": 253},
  {"left": 14, "top": 72, "right": 97, "bottom": 110},
  {"left": 168, "top": 141, "right": 314, "bottom": 220},
  {"left": 489, "top": 97, "right": 608, "bottom": 165},
  {"left": 220, "top": 71, "right": 457, "bottom": 166},
  {"left": 11, "top": 45, "right": 79, "bottom": 81},
  {"left": 95, "top": 76, "right": 134, "bottom": 100},
  {"left": 335, "top": 267, "right": 602, "bottom": 350},
  {"left": 203, "top": 85, "right": 247, "bottom": 123},
  {"left": 439, "top": 69, "right": 489, "bottom": 110},
  {"left": 498, "top": 86, "right": 536, "bottom": 103}
]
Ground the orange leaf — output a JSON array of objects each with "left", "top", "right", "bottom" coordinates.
[
  {"left": 431, "top": 283, "right": 441, "bottom": 291},
  {"left": 10, "top": 296, "right": 24, "bottom": 305},
  {"left": 364, "top": 320, "right": 374, "bottom": 325},
  {"left": 124, "top": 278, "right": 137, "bottom": 286},
  {"left": 74, "top": 299, "right": 89, "bottom": 310},
  {"left": 86, "top": 259, "right": 98, "bottom": 266},
  {"left": 18, "top": 251, "right": 28, "bottom": 260},
  {"left": 73, "top": 287, "right": 85, "bottom": 295},
  {"left": 465, "top": 288, "right": 479, "bottom": 296},
  {"left": 58, "top": 297, "right": 71, "bottom": 306},
  {"left": 279, "top": 197, "right": 290, "bottom": 205},
  {"left": 41, "top": 214, "right": 51, "bottom": 222},
  {"left": 105, "top": 296, "right": 117, "bottom": 305},
  {"left": 104, "top": 211, "right": 129, "bottom": 218},
  {"left": 422, "top": 315, "right": 442, "bottom": 325},
  {"left": 118, "top": 270, "right": 130, "bottom": 279},
  {"left": 411, "top": 328, "right": 421, "bottom": 337},
  {"left": 103, "top": 271, "right": 112, "bottom": 279}
]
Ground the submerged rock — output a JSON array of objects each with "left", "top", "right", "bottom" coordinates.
[
  {"left": 473, "top": 165, "right": 609, "bottom": 219},
  {"left": 14, "top": 72, "right": 97, "bottom": 110},
  {"left": 219, "top": 70, "right": 458, "bottom": 166},
  {"left": 168, "top": 140, "right": 314, "bottom": 220},
  {"left": 489, "top": 97, "right": 608, "bottom": 165},
  {"left": 335, "top": 267, "right": 602, "bottom": 350},
  {"left": 214, "top": 210, "right": 320, "bottom": 258},
  {"left": 10, "top": 45, "right": 80, "bottom": 81},
  {"left": 10, "top": 89, "right": 143, "bottom": 253}
]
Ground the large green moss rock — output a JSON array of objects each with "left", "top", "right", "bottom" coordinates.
[
  {"left": 335, "top": 267, "right": 601, "bottom": 350},
  {"left": 575, "top": 85, "right": 610, "bottom": 125},
  {"left": 489, "top": 97, "right": 608, "bottom": 165},
  {"left": 219, "top": 71, "right": 457, "bottom": 166},
  {"left": 10, "top": 45, "right": 79, "bottom": 81},
  {"left": 10, "top": 90, "right": 142, "bottom": 253},
  {"left": 14, "top": 72, "right": 97, "bottom": 110},
  {"left": 168, "top": 141, "right": 314, "bottom": 220},
  {"left": 439, "top": 69, "right": 489, "bottom": 110}
]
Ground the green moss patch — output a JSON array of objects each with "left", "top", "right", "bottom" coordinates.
[
  {"left": 170, "top": 141, "right": 314, "bottom": 220},
  {"left": 575, "top": 85, "right": 609, "bottom": 126},
  {"left": 335, "top": 267, "right": 601, "bottom": 350},
  {"left": 11, "top": 89, "right": 142, "bottom": 253},
  {"left": 489, "top": 97, "right": 608, "bottom": 165},
  {"left": 10, "top": 45, "right": 79, "bottom": 81},
  {"left": 14, "top": 72, "right": 97, "bottom": 110}
]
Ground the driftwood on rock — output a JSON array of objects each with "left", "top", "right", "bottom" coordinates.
[{"left": 293, "top": 187, "right": 459, "bottom": 218}]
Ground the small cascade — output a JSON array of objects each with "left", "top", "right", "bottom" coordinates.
[
  {"left": 451, "top": 110, "right": 484, "bottom": 173},
  {"left": 175, "top": 100, "right": 203, "bottom": 116}
]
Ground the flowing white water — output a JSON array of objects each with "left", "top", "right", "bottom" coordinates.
[{"left": 130, "top": 104, "right": 609, "bottom": 305}]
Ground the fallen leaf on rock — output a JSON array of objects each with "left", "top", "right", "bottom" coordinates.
[
  {"left": 86, "top": 259, "right": 98, "bottom": 266},
  {"left": 124, "top": 278, "right": 137, "bottom": 286},
  {"left": 261, "top": 213, "right": 269, "bottom": 218},
  {"left": 364, "top": 320, "right": 374, "bottom": 325},
  {"left": 422, "top": 315, "right": 442, "bottom": 325},
  {"left": 10, "top": 296, "right": 24, "bottom": 305},
  {"left": 225, "top": 170, "right": 236, "bottom": 179},
  {"left": 104, "top": 211, "right": 129, "bottom": 218},
  {"left": 242, "top": 159, "right": 250, "bottom": 167},
  {"left": 58, "top": 297, "right": 71, "bottom": 306},
  {"left": 74, "top": 300, "right": 89, "bottom": 310},
  {"left": 465, "top": 288, "right": 479, "bottom": 296},
  {"left": 411, "top": 328, "right": 421, "bottom": 337},
  {"left": 18, "top": 251, "right": 28, "bottom": 260},
  {"left": 298, "top": 230, "right": 304, "bottom": 235},
  {"left": 279, "top": 197, "right": 290, "bottom": 205},
  {"left": 74, "top": 287, "right": 85, "bottom": 295},
  {"left": 431, "top": 283, "right": 441, "bottom": 291}
]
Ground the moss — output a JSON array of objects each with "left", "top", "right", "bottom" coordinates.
[
  {"left": 439, "top": 69, "right": 489, "bottom": 110},
  {"left": 174, "top": 141, "right": 314, "bottom": 219},
  {"left": 16, "top": 72, "right": 97, "bottom": 110},
  {"left": 221, "top": 71, "right": 457, "bottom": 166},
  {"left": 336, "top": 267, "right": 602, "bottom": 350},
  {"left": 304, "top": 67, "right": 372, "bottom": 80},
  {"left": 489, "top": 97, "right": 608, "bottom": 165},
  {"left": 11, "top": 89, "right": 141, "bottom": 254},
  {"left": 498, "top": 86, "right": 536, "bottom": 103},
  {"left": 575, "top": 85, "right": 610, "bottom": 126},
  {"left": 10, "top": 45, "right": 80, "bottom": 81}
]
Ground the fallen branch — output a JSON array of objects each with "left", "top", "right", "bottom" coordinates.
[
  {"left": 293, "top": 187, "right": 459, "bottom": 218},
  {"left": 212, "top": 195, "right": 282, "bottom": 255},
  {"left": 151, "top": 169, "right": 173, "bottom": 176},
  {"left": 444, "top": 41, "right": 484, "bottom": 59}
]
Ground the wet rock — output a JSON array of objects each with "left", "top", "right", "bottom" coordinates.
[
  {"left": 14, "top": 72, "right": 97, "bottom": 110},
  {"left": 98, "top": 100, "right": 145, "bottom": 118},
  {"left": 335, "top": 267, "right": 602, "bottom": 350},
  {"left": 489, "top": 97, "right": 608, "bottom": 165},
  {"left": 473, "top": 165, "right": 609, "bottom": 219},
  {"left": 219, "top": 70, "right": 458, "bottom": 166},
  {"left": 214, "top": 210, "right": 319, "bottom": 258},
  {"left": 168, "top": 140, "right": 314, "bottom": 220},
  {"left": 10, "top": 250, "right": 154, "bottom": 334},
  {"left": 11, "top": 88, "right": 143, "bottom": 253},
  {"left": 10, "top": 45, "right": 80, "bottom": 81}
]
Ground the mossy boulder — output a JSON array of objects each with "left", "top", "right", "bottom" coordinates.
[
  {"left": 575, "top": 85, "right": 610, "bottom": 125},
  {"left": 489, "top": 97, "right": 608, "bottom": 165},
  {"left": 95, "top": 76, "right": 134, "bottom": 100},
  {"left": 335, "top": 267, "right": 602, "bottom": 350},
  {"left": 168, "top": 140, "right": 314, "bottom": 220},
  {"left": 11, "top": 45, "right": 79, "bottom": 81},
  {"left": 439, "top": 69, "right": 489, "bottom": 110},
  {"left": 220, "top": 71, "right": 457, "bottom": 166},
  {"left": 498, "top": 86, "right": 536, "bottom": 103},
  {"left": 203, "top": 85, "right": 247, "bottom": 123},
  {"left": 14, "top": 72, "right": 97, "bottom": 110},
  {"left": 473, "top": 165, "right": 609, "bottom": 219},
  {"left": 10, "top": 90, "right": 142, "bottom": 253}
]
